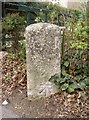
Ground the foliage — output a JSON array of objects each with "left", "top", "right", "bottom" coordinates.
[
  {"left": 2, "top": 13, "right": 26, "bottom": 59},
  {"left": 2, "top": 13, "right": 26, "bottom": 32},
  {"left": 49, "top": 67, "right": 89, "bottom": 94},
  {"left": 2, "top": 2, "right": 89, "bottom": 94},
  {"left": 26, "top": 2, "right": 83, "bottom": 25},
  {"left": 49, "top": 5, "right": 88, "bottom": 93},
  {"left": 35, "top": 16, "right": 44, "bottom": 23},
  {"left": 18, "top": 40, "right": 26, "bottom": 61}
]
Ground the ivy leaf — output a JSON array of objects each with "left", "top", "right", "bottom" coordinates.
[
  {"left": 64, "top": 61, "right": 69, "bottom": 67},
  {"left": 67, "top": 86, "right": 74, "bottom": 93},
  {"left": 76, "top": 68, "right": 83, "bottom": 74},
  {"left": 84, "top": 77, "right": 89, "bottom": 86},
  {"left": 49, "top": 77, "right": 55, "bottom": 82},
  {"left": 76, "top": 75, "right": 83, "bottom": 82},
  {"left": 62, "top": 66, "right": 67, "bottom": 76},
  {"left": 61, "top": 83, "right": 69, "bottom": 91},
  {"left": 69, "top": 79, "right": 75, "bottom": 84},
  {"left": 59, "top": 78, "right": 66, "bottom": 83},
  {"left": 79, "top": 81, "right": 86, "bottom": 90},
  {"left": 69, "top": 82, "right": 78, "bottom": 89},
  {"left": 49, "top": 74, "right": 59, "bottom": 83}
]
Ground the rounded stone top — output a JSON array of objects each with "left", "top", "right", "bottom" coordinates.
[{"left": 25, "top": 22, "right": 65, "bottom": 33}]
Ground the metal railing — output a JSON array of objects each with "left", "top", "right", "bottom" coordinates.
[{"left": 1, "top": 2, "right": 65, "bottom": 51}]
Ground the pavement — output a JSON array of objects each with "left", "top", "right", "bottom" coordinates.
[{"left": 1, "top": 105, "right": 19, "bottom": 118}]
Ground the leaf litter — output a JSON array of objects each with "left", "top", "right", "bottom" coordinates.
[{"left": 1, "top": 52, "right": 89, "bottom": 118}]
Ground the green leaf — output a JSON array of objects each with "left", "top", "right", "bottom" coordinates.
[
  {"left": 59, "top": 78, "right": 66, "bottom": 83},
  {"left": 56, "top": 78, "right": 60, "bottom": 83},
  {"left": 64, "top": 61, "right": 69, "bottom": 67},
  {"left": 49, "top": 77, "right": 55, "bottom": 82},
  {"left": 69, "top": 82, "right": 78, "bottom": 89},
  {"left": 76, "top": 75, "right": 82, "bottom": 82},
  {"left": 62, "top": 66, "right": 67, "bottom": 76},
  {"left": 79, "top": 81, "right": 86, "bottom": 90},
  {"left": 79, "top": 93, "right": 87, "bottom": 98},
  {"left": 69, "top": 79, "right": 76, "bottom": 84},
  {"left": 61, "top": 83, "right": 69, "bottom": 91},
  {"left": 67, "top": 86, "right": 75, "bottom": 93},
  {"left": 76, "top": 68, "right": 83, "bottom": 74},
  {"left": 49, "top": 74, "right": 59, "bottom": 83},
  {"left": 84, "top": 77, "right": 89, "bottom": 86}
]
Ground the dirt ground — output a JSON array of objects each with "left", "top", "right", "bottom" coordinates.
[
  {"left": 3, "top": 87, "right": 89, "bottom": 118},
  {"left": 1, "top": 51, "right": 89, "bottom": 118}
]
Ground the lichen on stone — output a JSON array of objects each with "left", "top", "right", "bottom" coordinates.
[{"left": 25, "top": 23, "right": 64, "bottom": 100}]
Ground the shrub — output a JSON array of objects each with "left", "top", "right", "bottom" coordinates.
[
  {"left": 49, "top": 8, "right": 88, "bottom": 93},
  {"left": 2, "top": 13, "right": 26, "bottom": 32},
  {"left": 2, "top": 13, "right": 26, "bottom": 59}
]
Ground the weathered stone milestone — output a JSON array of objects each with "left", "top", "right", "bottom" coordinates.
[{"left": 24, "top": 23, "right": 63, "bottom": 100}]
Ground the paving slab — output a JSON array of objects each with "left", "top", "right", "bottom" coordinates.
[{"left": 1, "top": 105, "right": 19, "bottom": 118}]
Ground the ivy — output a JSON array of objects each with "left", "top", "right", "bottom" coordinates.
[
  {"left": 49, "top": 15, "right": 88, "bottom": 93},
  {"left": 49, "top": 72, "right": 88, "bottom": 94}
]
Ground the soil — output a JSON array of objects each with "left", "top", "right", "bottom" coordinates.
[
  {"left": 8, "top": 87, "right": 89, "bottom": 118},
  {"left": 1, "top": 51, "right": 89, "bottom": 118}
]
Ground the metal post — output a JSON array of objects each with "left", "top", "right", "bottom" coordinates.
[
  {"left": 0, "top": 1, "right": 2, "bottom": 20},
  {"left": 27, "top": 12, "right": 31, "bottom": 26},
  {"left": 2, "top": 1, "right": 6, "bottom": 50},
  {"left": 44, "top": 12, "right": 47, "bottom": 22},
  {"left": 62, "top": 29, "right": 65, "bottom": 58}
]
